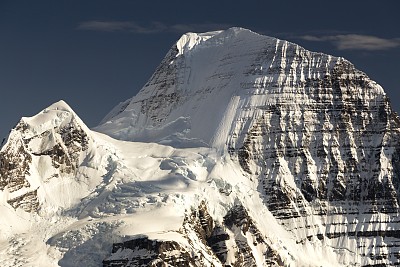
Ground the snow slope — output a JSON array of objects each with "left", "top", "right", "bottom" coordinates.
[{"left": 0, "top": 100, "right": 340, "bottom": 266}]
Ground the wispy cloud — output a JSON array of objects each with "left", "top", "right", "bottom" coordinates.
[
  {"left": 299, "top": 34, "right": 400, "bottom": 51},
  {"left": 77, "top": 21, "right": 232, "bottom": 34}
]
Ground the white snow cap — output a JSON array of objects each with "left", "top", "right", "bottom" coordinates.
[
  {"left": 45, "top": 100, "right": 73, "bottom": 111},
  {"left": 175, "top": 27, "right": 256, "bottom": 56},
  {"left": 19, "top": 99, "right": 91, "bottom": 139}
]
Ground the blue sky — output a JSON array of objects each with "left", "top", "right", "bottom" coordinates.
[{"left": 1, "top": 0, "right": 399, "bottom": 139}]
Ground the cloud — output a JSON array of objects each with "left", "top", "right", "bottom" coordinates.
[
  {"left": 299, "top": 34, "right": 400, "bottom": 51},
  {"left": 77, "top": 21, "right": 165, "bottom": 33},
  {"left": 77, "top": 21, "right": 232, "bottom": 34}
]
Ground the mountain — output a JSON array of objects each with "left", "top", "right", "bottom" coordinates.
[{"left": 1, "top": 27, "right": 400, "bottom": 266}]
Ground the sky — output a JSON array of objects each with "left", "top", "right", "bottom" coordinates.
[{"left": 1, "top": 0, "right": 400, "bottom": 139}]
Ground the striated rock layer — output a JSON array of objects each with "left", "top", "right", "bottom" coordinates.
[{"left": 97, "top": 28, "right": 400, "bottom": 266}]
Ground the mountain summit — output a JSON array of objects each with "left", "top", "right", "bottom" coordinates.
[
  {"left": 95, "top": 27, "right": 385, "bottom": 149},
  {"left": 2, "top": 28, "right": 400, "bottom": 266}
]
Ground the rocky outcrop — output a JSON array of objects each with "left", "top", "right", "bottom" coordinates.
[
  {"left": 103, "top": 201, "right": 284, "bottom": 267},
  {"left": 0, "top": 134, "right": 32, "bottom": 192},
  {"left": 28, "top": 123, "right": 89, "bottom": 173},
  {"left": 7, "top": 190, "right": 38, "bottom": 212},
  {"left": 102, "top": 202, "right": 218, "bottom": 267},
  {"left": 103, "top": 237, "right": 196, "bottom": 267},
  {"left": 223, "top": 204, "right": 283, "bottom": 266},
  {"left": 0, "top": 101, "right": 91, "bottom": 212}
]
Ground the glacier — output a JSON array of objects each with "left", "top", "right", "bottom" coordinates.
[{"left": 1, "top": 27, "right": 400, "bottom": 266}]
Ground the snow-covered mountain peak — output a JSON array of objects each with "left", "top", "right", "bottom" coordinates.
[
  {"left": 0, "top": 100, "right": 106, "bottom": 215},
  {"left": 17, "top": 100, "right": 90, "bottom": 140},
  {"left": 45, "top": 99, "right": 72, "bottom": 111},
  {"left": 208, "top": 26, "right": 263, "bottom": 41},
  {"left": 97, "top": 27, "right": 383, "bottom": 151}
]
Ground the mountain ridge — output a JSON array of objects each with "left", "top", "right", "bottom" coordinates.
[{"left": 1, "top": 27, "right": 400, "bottom": 266}]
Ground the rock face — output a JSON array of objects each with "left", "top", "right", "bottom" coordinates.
[
  {"left": 238, "top": 56, "right": 400, "bottom": 265},
  {"left": 97, "top": 28, "right": 400, "bottom": 266}
]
